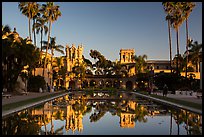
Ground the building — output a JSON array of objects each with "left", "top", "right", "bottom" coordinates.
[
  {"left": 119, "top": 49, "right": 136, "bottom": 76},
  {"left": 146, "top": 60, "right": 171, "bottom": 73},
  {"left": 52, "top": 44, "right": 84, "bottom": 89}
]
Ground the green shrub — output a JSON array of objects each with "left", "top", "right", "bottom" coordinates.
[{"left": 28, "top": 75, "right": 46, "bottom": 92}]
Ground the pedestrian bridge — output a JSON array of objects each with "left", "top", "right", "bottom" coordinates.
[{"left": 68, "top": 75, "right": 137, "bottom": 90}]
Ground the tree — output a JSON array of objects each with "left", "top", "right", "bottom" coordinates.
[
  {"left": 40, "top": 2, "right": 62, "bottom": 79},
  {"left": 134, "top": 54, "right": 147, "bottom": 74},
  {"left": 2, "top": 28, "right": 41, "bottom": 92},
  {"left": 33, "top": 15, "right": 48, "bottom": 52},
  {"left": 188, "top": 40, "right": 202, "bottom": 72},
  {"left": 182, "top": 2, "right": 195, "bottom": 77},
  {"left": 42, "top": 37, "right": 64, "bottom": 87},
  {"left": 162, "top": 2, "right": 174, "bottom": 73},
  {"left": 2, "top": 24, "right": 11, "bottom": 36},
  {"left": 171, "top": 2, "right": 186, "bottom": 74},
  {"left": 18, "top": 2, "right": 39, "bottom": 41}
]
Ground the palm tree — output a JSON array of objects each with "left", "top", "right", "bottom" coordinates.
[
  {"left": 182, "top": 2, "right": 195, "bottom": 77},
  {"left": 33, "top": 15, "right": 48, "bottom": 52},
  {"left": 42, "top": 37, "right": 64, "bottom": 86},
  {"left": 18, "top": 2, "right": 39, "bottom": 41},
  {"left": 134, "top": 54, "right": 147, "bottom": 74},
  {"left": 171, "top": 2, "right": 186, "bottom": 74},
  {"left": 2, "top": 25, "right": 11, "bottom": 36},
  {"left": 188, "top": 40, "right": 202, "bottom": 72},
  {"left": 162, "top": 2, "right": 174, "bottom": 73},
  {"left": 42, "top": 37, "right": 64, "bottom": 66},
  {"left": 40, "top": 2, "right": 62, "bottom": 78},
  {"left": 52, "top": 56, "right": 64, "bottom": 89}
]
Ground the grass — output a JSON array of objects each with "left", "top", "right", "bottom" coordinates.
[
  {"left": 136, "top": 91, "right": 202, "bottom": 110},
  {"left": 2, "top": 91, "right": 66, "bottom": 111}
]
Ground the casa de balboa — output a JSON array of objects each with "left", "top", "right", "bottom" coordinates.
[{"left": 34, "top": 43, "right": 200, "bottom": 90}]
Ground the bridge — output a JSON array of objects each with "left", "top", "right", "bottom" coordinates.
[{"left": 68, "top": 75, "right": 137, "bottom": 90}]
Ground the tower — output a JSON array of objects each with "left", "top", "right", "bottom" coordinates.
[{"left": 119, "top": 49, "right": 135, "bottom": 64}]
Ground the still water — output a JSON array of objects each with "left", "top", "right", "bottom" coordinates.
[{"left": 2, "top": 91, "right": 202, "bottom": 135}]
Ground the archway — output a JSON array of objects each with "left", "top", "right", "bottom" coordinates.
[
  {"left": 69, "top": 80, "right": 76, "bottom": 89},
  {"left": 105, "top": 80, "right": 112, "bottom": 88},
  {"left": 113, "top": 80, "right": 120, "bottom": 89},
  {"left": 82, "top": 80, "right": 88, "bottom": 89},
  {"left": 126, "top": 81, "right": 133, "bottom": 90},
  {"left": 90, "top": 80, "right": 97, "bottom": 88},
  {"left": 56, "top": 78, "right": 64, "bottom": 89}
]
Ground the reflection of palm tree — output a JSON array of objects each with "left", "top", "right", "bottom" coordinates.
[{"left": 42, "top": 104, "right": 48, "bottom": 135}]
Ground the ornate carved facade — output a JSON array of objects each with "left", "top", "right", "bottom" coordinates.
[
  {"left": 65, "top": 44, "right": 83, "bottom": 72},
  {"left": 119, "top": 49, "right": 135, "bottom": 64},
  {"left": 119, "top": 49, "right": 136, "bottom": 76}
]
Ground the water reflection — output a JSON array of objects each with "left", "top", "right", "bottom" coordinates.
[{"left": 2, "top": 92, "right": 202, "bottom": 135}]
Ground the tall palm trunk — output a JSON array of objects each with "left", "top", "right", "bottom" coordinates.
[
  {"left": 185, "top": 19, "right": 189, "bottom": 77},
  {"left": 33, "top": 18, "right": 37, "bottom": 48},
  {"left": 40, "top": 29, "right": 43, "bottom": 66},
  {"left": 41, "top": 29, "right": 43, "bottom": 52},
  {"left": 29, "top": 17, "right": 32, "bottom": 40},
  {"left": 168, "top": 20, "right": 172, "bottom": 73},
  {"left": 176, "top": 29, "right": 180, "bottom": 75},
  {"left": 51, "top": 47, "right": 54, "bottom": 86},
  {"left": 43, "top": 21, "right": 52, "bottom": 77}
]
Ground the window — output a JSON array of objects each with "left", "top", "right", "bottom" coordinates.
[{"left": 157, "top": 66, "right": 159, "bottom": 69}]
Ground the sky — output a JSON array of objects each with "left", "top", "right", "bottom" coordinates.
[{"left": 2, "top": 2, "right": 202, "bottom": 63}]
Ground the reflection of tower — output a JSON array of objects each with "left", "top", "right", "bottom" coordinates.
[
  {"left": 77, "top": 113, "right": 83, "bottom": 132},
  {"left": 120, "top": 113, "right": 136, "bottom": 128},
  {"left": 65, "top": 44, "right": 84, "bottom": 72},
  {"left": 120, "top": 101, "right": 137, "bottom": 128},
  {"left": 65, "top": 105, "right": 83, "bottom": 133}
]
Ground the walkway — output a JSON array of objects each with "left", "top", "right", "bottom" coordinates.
[
  {"left": 154, "top": 92, "right": 202, "bottom": 105},
  {"left": 2, "top": 91, "right": 63, "bottom": 106},
  {"left": 2, "top": 91, "right": 68, "bottom": 118}
]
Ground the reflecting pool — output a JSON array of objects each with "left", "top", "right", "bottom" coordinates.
[{"left": 2, "top": 92, "right": 202, "bottom": 135}]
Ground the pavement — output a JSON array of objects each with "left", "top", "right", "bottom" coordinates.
[
  {"left": 2, "top": 90, "right": 202, "bottom": 106},
  {"left": 153, "top": 92, "right": 202, "bottom": 105},
  {"left": 2, "top": 90, "right": 202, "bottom": 117},
  {"left": 2, "top": 91, "right": 63, "bottom": 106}
]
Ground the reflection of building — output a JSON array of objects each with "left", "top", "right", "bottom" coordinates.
[
  {"left": 120, "top": 101, "right": 137, "bottom": 128},
  {"left": 65, "top": 105, "right": 83, "bottom": 133},
  {"left": 120, "top": 113, "right": 136, "bottom": 128}
]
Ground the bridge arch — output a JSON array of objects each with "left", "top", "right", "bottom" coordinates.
[
  {"left": 126, "top": 81, "right": 133, "bottom": 90},
  {"left": 69, "top": 80, "right": 76, "bottom": 89}
]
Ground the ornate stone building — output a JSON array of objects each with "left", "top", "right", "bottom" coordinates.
[
  {"left": 53, "top": 44, "right": 84, "bottom": 89},
  {"left": 119, "top": 49, "right": 135, "bottom": 64},
  {"left": 119, "top": 49, "right": 136, "bottom": 76},
  {"left": 65, "top": 44, "right": 83, "bottom": 72}
]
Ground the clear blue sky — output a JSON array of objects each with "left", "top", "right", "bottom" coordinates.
[{"left": 2, "top": 2, "right": 202, "bottom": 62}]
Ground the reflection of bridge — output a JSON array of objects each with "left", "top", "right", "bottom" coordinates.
[
  {"left": 68, "top": 75, "right": 137, "bottom": 90},
  {"left": 69, "top": 91, "right": 137, "bottom": 100}
]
